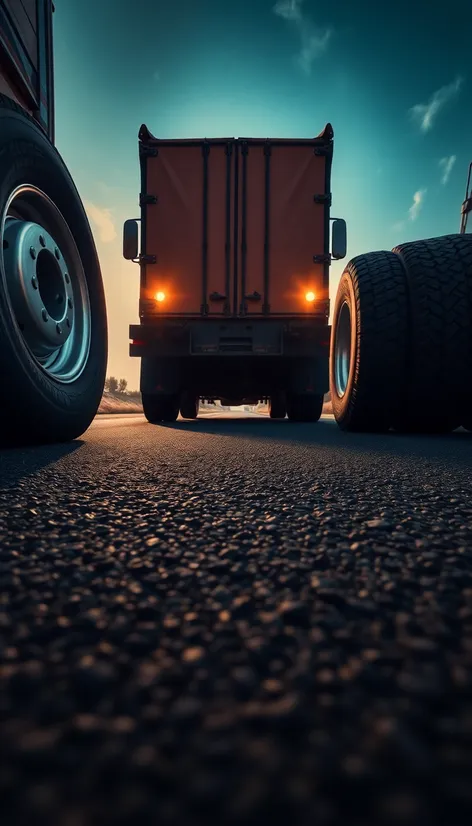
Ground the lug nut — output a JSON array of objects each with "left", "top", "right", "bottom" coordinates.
[
  {"left": 29, "top": 246, "right": 37, "bottom": 260},
  {"left": 31, "top": 277, "right": 38, "bottom": 290},
  {"left": 42, "top": 309, "right": 48, "bottom": 322},
  {"left": 56, "top": 293, "right": 63, "bottom": 304},
  {"left": 56, "top": 324, "right": 62, "bottom": 335},
  {"left": 39, "top": 235, "right": 46, "bottom": 247},
  {"left": 55, "top": 247, "right": 60, "bottom": 259}
]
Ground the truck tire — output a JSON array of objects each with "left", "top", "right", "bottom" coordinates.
[
  {"left": 286, "top": 394, "right": 323, "bottom": 422},
  {"left": 392, "top": 235, "right": 471, "bottom": 433},
  {"left": 0, "top": 94, "right": 107, "bottom": 445},
  {"left": 330, "top": 251, "right": 408, "bottom": 432},
  {"left": 142, "top": 394, "right": 179, "bottom": 423},
  {"left": 269, "top": 392, "right": 286, "bottom": 419},
  {"left": 428, "top": 235, "right": 472, "bottom": 432},
  {"left": 180, "top": 392, "right": 199, "bottom": 419}
]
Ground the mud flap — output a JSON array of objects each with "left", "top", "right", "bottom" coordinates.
[{"left": 140, "top": 357, "right": 181, "bottom": 395}]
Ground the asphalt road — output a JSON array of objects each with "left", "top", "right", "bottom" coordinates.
[{"left": 2, "top": 412, "right": 472, "bottom": 826}]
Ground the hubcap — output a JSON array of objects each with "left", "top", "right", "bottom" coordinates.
[
  {"left": 334, "top": 300, "right": 352, "bottom": 397},
  {"left": 1, "top": 185, "right": 91, "bottom": 383}
]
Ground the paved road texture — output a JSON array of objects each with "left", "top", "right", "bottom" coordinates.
[{"left": 2, "top": 412, "right": 472, "bottom": 826}]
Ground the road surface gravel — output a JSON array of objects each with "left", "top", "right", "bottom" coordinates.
[{"left": 1, "top": 413, "right": 472, "bottom": 826}]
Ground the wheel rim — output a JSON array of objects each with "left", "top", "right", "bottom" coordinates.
[
  {"left": 334, "top": 300, "right": 351, "bottom": 398},
  {"left": 1, "top": 185, "right": 91, "bottom": 383}
]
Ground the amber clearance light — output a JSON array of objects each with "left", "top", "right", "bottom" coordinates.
[
  {"left": 155, "top": 291, "right": 166, "bottom": 303},
  {"left": 305, "top": 291, "right": 316, "bottom": 302}
]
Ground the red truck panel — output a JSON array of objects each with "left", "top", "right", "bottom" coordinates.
[
  {"left": 143, "top": 139, "right": 234, "bottom": 316},
  {"left": 4, "top": 1, "right": 37, "bottom": 66},
  {"left": 0, "top": 0, "right": 54, "bottom": 141},
  {"left": 239, "top": 142, "right": 326, "bottom": 315},
  {"left": 140, "top": 127, "right": 332, "bottom": 319}
]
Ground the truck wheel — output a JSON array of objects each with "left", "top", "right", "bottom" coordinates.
[
  {"left": 286, "top": 394, "right": 323, "bottom": 422},
  {"left": 142, "top": 394, "right": 179, "bottom": 423},
  {"left": 0, "top": 95, "right": 107, "bottom": 445},
  {"left": 330, "top": 251, "right": 408, "bottom": 432},
  {"left": 392, "top": 235, "right": 471, "bottom": 433},
  {"left": 180, "top": 392, "right": 199, "bottom": 419},
  {"left": 269, "top": 392, "right": 286, "bottom": 419}
]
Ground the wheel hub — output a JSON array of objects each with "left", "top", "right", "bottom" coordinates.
[
  {"left": 3, "top": 217, "right": 74, "bottom": 357},
  {"left": 334, "top": 300, "right": 351, "bottom": 397}
]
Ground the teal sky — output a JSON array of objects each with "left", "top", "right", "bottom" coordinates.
[{"left": 52, "top": 0, "right": 472, "bottom": 387}]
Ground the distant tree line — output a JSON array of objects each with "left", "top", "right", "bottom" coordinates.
[{"left": 104, "top": 376, "right": 129, "bottom": 394}]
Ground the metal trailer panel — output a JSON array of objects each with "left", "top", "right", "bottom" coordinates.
[
  {"left": 138, "top": 125, "right": 333, "bottom": 320},
  {"left": 0, "top": 0, "right": 54, "bottom": 141},
  {"left": 238, "top": 139, "right": 328, "bottom": 316},
  {"left": 142, "top": 138, "right": 234, "bottom": 316}
]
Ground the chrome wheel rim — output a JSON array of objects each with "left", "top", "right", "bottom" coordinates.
[
  {"left": 1, "top": 185, "right": 91, "bottom": 383},
  {"left": 334, "top": 300, "right": 352, "bottom": 397}
]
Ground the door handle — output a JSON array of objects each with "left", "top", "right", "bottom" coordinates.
[
  {"left": 209, "top": 292, "right": 227, "bottom": 302},
  {"left": 244, "top": 291, "right": 262, "bottom": 302}
]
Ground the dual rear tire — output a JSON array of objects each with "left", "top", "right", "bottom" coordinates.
[
  {"left": 269, "top": 392, "right": 323, "bottom": 422},
  {"left": 142, "top": 391, "right": 200, "bottom": 423},
  {"left": 330, "top": 235, "right": 472, "bottom": 433}
]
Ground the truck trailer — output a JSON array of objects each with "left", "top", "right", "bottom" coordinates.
[
  {"left": 124, "top": 123, "right": 347, "bottom": 422},
  {"left": 0, "top": 1, "right": 107, "bottom": 444}
]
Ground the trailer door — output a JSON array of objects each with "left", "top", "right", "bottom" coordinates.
[
  {"left": 141, "top": 137, "right": 235, "bottom": 317},
  {"left": 236, "top": 137, "right": 329, "bottom": 316}
]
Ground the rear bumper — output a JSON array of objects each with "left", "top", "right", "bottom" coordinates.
[{"left": 130, "top": 318, "right": 330, "bottom": 358}]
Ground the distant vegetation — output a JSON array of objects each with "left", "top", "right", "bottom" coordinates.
[{"left": 104, "top": 377, "right": 140, "bottom": 400}]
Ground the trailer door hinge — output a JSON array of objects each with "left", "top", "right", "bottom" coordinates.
[
  {"left": 139, "top": 144, "right": 158, "bottom": 158},
  {"left": 313, "top": 193, "right": 332, "bottom": 205},
  {"left": 314, "top": 146, "right": 332, "bottom": 157},
  {"left": 139, "top": 254, "right": 156, "bottom": 265},
  {"left": 313, "top": 254, "right": 332, "bottom": 264},
  {"left": 139, "top": 194, "right": 158, "bottom": 207}
]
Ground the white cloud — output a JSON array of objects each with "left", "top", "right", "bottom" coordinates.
[
  {"left": 410, "top": 76, "right": 463, "bottom": 132},
  {"left": 273, "top": 0, "right": 302, "bottom": 21},
  {"left": 273, "top": 0, "right": 332, "bottom": 74},
  {"left": 84, "top": 201, "right": 117, "bottom": 244},
  {"left": 439, "top": 154, "right": 456, "bottom": 185},
  {"left": 408, "top": 189, "right": 427, "bottom": 221}
]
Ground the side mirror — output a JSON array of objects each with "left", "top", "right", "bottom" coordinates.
[
  {"left": 331, "top": 218, "right": 347, "bottom": 260},
  {"left": 123, "top": 219, "right": 139, "bottom": 260}
]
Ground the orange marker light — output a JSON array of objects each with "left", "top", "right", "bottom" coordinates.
[
  {"left": 155, "top": 291, "right": 166, "bottom": 303},
  {"left": 305, "top": 291, "right": 316, "bottom": 302}
]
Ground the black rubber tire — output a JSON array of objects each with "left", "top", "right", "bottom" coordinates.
[
  {"left": 0, "top": 94, "right": 107, "bottom": 446},
  {"left": 392, "top": 235, "right": 472, "bottom": 433},
  {"left": 269, "top": 392, "right": 286, "bottom": 419},
  {"left": 431, "top": 235, "right": 472, "bottom": 432},
  {"left": 180, "top": 392, "right": 199, "bottom": 419},
  {"left": 330, "top": 251, "right": 409, "bottom": 432},
  {"left": 142, "top": 393, "right": 179, "bottom": 423},
  {"left": 286, "top": 394, "right": 323, "bottom": 422}
]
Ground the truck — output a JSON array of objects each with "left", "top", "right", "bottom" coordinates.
[
  {"left": 328, "top": 160, "right": 472, "bottom": 434},
  {"left": 124, "top": 123, "right": 347, "bottom": 422},
  {"left": 0, "top": 1, "right": 107, "bottom": 445}
]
